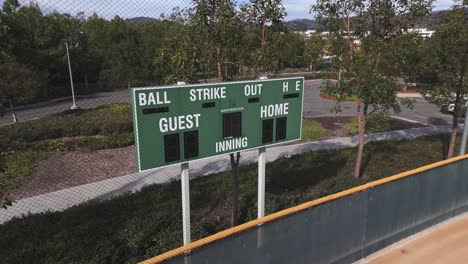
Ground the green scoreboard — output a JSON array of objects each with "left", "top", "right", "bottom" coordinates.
[{"left": 131, "top": 77, "right": 304, "bottom": 172}]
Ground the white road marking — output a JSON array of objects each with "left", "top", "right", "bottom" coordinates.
[
  {"left": 391, "top": 116, "right": 428, "bottom": 126},
  {"left": 413, "top": 114, "right": 428, "bottom": 119}
]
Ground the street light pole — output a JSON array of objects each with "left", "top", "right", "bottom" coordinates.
[{"left": 65, "top": 41, "right": 78, "bottom": 110}]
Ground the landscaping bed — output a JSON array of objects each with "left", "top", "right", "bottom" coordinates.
[
  {"left": 0, "top": 135, "right": 460, "bottom": 264},
  {"left": 307, "top": 114, "right": 425, "bottom": 140},
  {"left": 0, "top": 111, "right": 425, "bottom": 202}
]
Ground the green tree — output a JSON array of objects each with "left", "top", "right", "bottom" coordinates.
[
  {"left": 304, "top": 33, "right": 326, "bottom": 71},
  {"left": 242, "top": 0, "right": 287, "bottom": 76},
  {"left": 281, "top": 31, "right": 306, "bottom": 69},
  {"left": 386, "top": 33, "right": 426, "bottom": 90},
  {"left": 0, "top": 62, "right": 39, "bottom": 122},
  {"left": 423, "top": 2, "right": 467, "bottom": 158},
  {"left": 2, "top": 0, "right": 19, "bottom": 15},
  {"left": 314, "top": 0, "right": 432, "bottom": 178},
  {"left": 191, "top": 0, "right": 241, "bottom": 81},
  {"left": 154, "top": 10, "right": 199, "bottom": 84}
]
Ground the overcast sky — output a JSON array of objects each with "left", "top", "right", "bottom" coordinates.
[{"left": 2, "top": 0, "right": 459, "bottom": 20}]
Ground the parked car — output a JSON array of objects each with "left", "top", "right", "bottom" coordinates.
[{"left": 444, "top": 98, "right": 468, "bottom": 115}]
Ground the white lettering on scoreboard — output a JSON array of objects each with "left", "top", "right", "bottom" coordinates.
[
  {"left": 216, "top": 137, "right": 248, "bottom": 153},
  {"left": 138, "top": 79, "right": 300, "bottom": 143},
  {"left": 159, "top": 114, "right": 201, "bottom": 133},
  {"left": 244, "top": 84, "right": 263, "bottom": 96},
  {"left": 139, "top": 92, "right": 171, "bottom": 106},
  {"left": 260, "top": 103, "right": 289, "bottom": 118},
  {"left": 189, "top": 87, "right": 226, "bottom": 102},
  {"left": 282, "top": 81, "right": 302, "bottom": 92}
]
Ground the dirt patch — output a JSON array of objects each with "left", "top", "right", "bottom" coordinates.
[
  {"left": 308, "top": 116, "right": 354, "bottom": 139},
  {"left": 10, "top": 146, "right": 136, "bottom": 200}
]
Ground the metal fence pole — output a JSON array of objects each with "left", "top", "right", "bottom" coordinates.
[
  {"left": 460, "top": 102, "right": 468, "bottom": 156},
  {"left": 181, "top": 162, "right": 191, "bottom": 245},
  {"left": 258, "top": 147, "right": 266, "bottom": 219}
]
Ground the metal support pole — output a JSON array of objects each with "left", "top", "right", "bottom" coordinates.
[
  {"left": 460, "top": 102, "right": 468, "bottom": 156},
  {"left": 256, "top": 225, "right": 264, "bottom": 249},
  {"left": 258, "top": 147, "right": 266, "bottom": 219},
  {"left": 460, "top": 9, "right": 468, "bottom": 156},
  {"left": 181, "top": 162, "right": 191, "bottom": 245},
  {"left": 258, "top": 75, "right": 268, "bottom": 220},
  {"left": 65, "top": 42, "right": 78, "bottom": 110}
]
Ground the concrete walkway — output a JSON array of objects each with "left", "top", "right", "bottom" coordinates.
[
  {"left": 360, "top": 212, "right": 468, "bottom": 264},
  {"left": 0, "top": 125, "right": 459, "bottom": 224}
]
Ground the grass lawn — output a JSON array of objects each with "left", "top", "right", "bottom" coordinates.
[
  {"left": 320, "top": 88, "right": 361, "bottom": 102},
  {"left": 0, "top": 152, "right": 43, "bottom": 207},
  {"left": 0, "top": 134, "right": 460, "bottom": 264},
  {"left": 343, "top": 114, "right": 419, "bottom": 134},
  {"left": 301, "top": 118, "right": 328, "bottom": 141}
]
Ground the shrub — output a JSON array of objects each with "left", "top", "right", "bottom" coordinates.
[
  {"left": 0, "top": 152, "right": 40, "bottom": 208},
  {"left": 12, "top": 133, "right": 135, "bottom": 152},
  {"left": 0, "top": 104, "right": 133, "bottom": 152}
]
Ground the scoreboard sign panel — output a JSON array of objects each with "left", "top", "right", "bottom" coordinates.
[{"left": 131, "top": 77, "right": 304, "bottom": 172}]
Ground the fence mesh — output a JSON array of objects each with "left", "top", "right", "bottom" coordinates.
[{"left": 0, "top": 0, "right": 466, "bottom": 263}]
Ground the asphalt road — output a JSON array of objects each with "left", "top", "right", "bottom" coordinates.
[
  {"left": 0, "top": 80, "right": 453, "bottom": 126},
  {"left": 303, "top": 80, "right": 453, "bottom": 126}
]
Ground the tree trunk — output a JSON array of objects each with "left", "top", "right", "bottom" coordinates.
[
  {"left": 338, "top": 67, "right": 342, "bottom": 89},
  {"left": 261, "top": 17, "right": 267, "bottom": 47},
  {"left": 84, "top": 73, "right": 89, "bottom": 91},
  {"left": 448, "top": 92, "right": 462, "bottom": 158},
  {"left": 224, "top": 64, "right": 228, "bottom": 81},
  {"left": 216, "top": 46, "right": 223, "bottom": 82},
  {"left": 230, "top": 152, "right": 241, "bottom": 227},
  {"left": 354, "top": 103, "right": 366, "bottom": 178},
  {"left": 254, "top": 17, "right": 267, "bottom": 77},
  {"left": 9, "top": 99, "right": 17, "bottom": 123},
  {"left": 447, "top": 115, "right": 459, "bottom": 159}
]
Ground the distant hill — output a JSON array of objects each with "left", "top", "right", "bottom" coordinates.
[
  {"left": 126, "top": 9, "right": 451, "bottom": 30},
  {"left": 285, "top": 19, "right": 317, "bottom": 31},
  {"left": 417, "top": 10, "right": 449, "bottom": 29},
  {"left": 285, "top": 9, "right": 452, "bottom": 32}
]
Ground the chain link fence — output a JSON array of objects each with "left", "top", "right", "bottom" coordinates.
[{"left": 0, "top": 0, "right": 465, "bottom": 263}]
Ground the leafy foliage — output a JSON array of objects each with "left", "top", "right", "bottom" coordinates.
[
  {"left": 313, "top": 0, "right": 432, "bottom": 177},
  {"left": 0, "top": 135, "right": 455, "bottom": 263},
  {"left": 0, "top": 62, "right": 40, "bottom": 116},
  {"left": 421, "top": 2, "right": 467, "bottom": 157},
  {"left": 303, "top": 33, "right": 326, "bottom": 71},
  {"left": 0, "top": 0, "right": 313, "bottom": 108}
]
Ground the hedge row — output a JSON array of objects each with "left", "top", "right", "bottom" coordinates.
[{"left": 0, "top": 104, "right": 133, "bottom": 152}]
